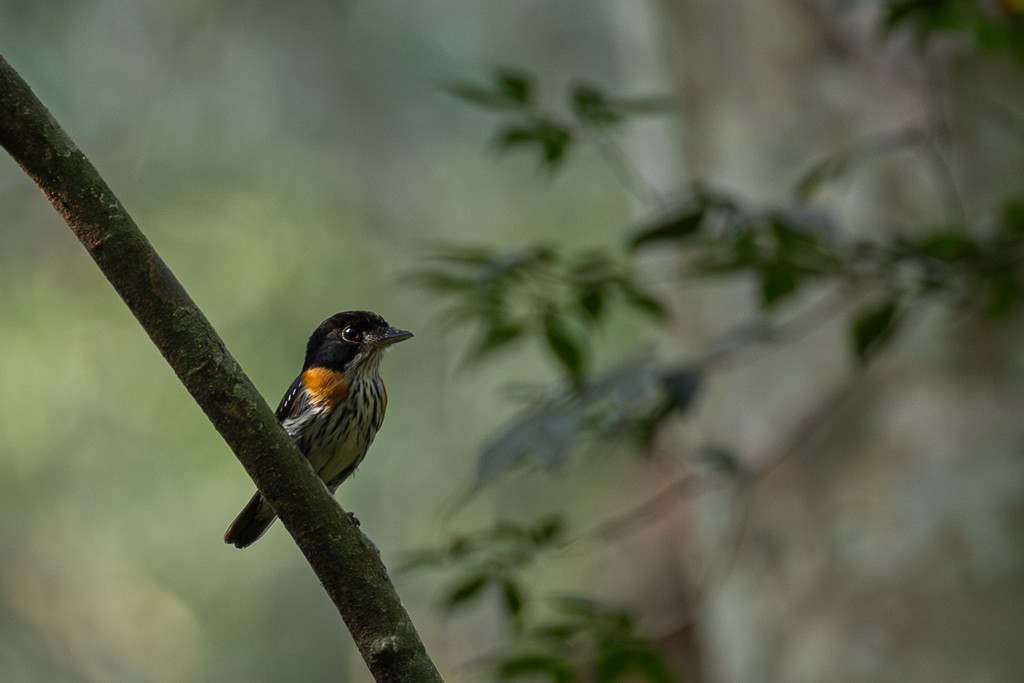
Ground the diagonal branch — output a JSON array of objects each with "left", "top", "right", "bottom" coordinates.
[{"left": 0, "top": 55, "right": 442, "bottom": 683}]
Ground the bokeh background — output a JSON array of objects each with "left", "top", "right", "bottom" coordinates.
[{"left": 2, "top": 1, "right": 1023, "bottom": 682}]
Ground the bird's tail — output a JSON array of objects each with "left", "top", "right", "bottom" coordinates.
[{"left": 224, "top": 492, "right": 278, "bottom": 548}]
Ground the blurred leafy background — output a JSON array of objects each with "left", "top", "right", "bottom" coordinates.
[{"left": 2, "top": 1, "right": 1023, "bottom": 682}]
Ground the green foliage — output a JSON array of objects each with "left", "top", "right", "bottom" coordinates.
[
  {"left": 417, "top": 182, "right": 1024, "bottom": 482},
  {"left": 630, "top": 193, "right": 844, "bottom": 313},
  {"left": 491, "top": 598, "right": 675, "bottom": 683},
  {"left": 418, "top": 13, "right": 1024, "bottom": 679},
  {"left": 402, "top": 516, "right": 563, "bottom": 627},
  {"left": 471, "top": 356, "right": 701, "bottom": 485},
  {"left": 404, "top": 525, "right": 677, "bottom": 682},
  {"left": 883, "top": 0, "right": 1024, "bottom": 62},
  {"left": 629, "top": 207, "right": 705, "bottom": 249},
  {"left": 448, "top": 69, "right": 674, "bottom": 171},
  {"left": 448, "top": 68, "right": 535, "bottom": 110},
  {"left": 411, "top": 246, "right": 663, "bottom": 388},
  {"left": 499, "top": 120, "right": 574, "bottom": 168},
  {"left": 852, "top": 299, "right": 902, "bottom": 363},
  {"left": 543, "top": 306, "right": 587, "bottom": 386}
]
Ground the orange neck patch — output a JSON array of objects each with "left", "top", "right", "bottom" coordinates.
[{"left": 301, "top": 367, "right": 350, "bottom": 407}]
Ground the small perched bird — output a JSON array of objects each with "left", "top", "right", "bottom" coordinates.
[{"left": 224, "top": 310, "right": 413, "bottom": 548}]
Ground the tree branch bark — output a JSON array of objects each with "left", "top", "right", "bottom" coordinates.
[{"left": 0, "top": 55, "right": 443, "bottom": 683}]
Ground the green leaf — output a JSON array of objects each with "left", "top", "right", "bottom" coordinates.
[
  {"left": 596, "top": 645, "right": 675, "bottom": 683},
  {"left": 448, "top": 536, "right": 474, "bottom": 559},
  {"left": 883, "top": 0, "right": 963, "bottom": 34},
  {"left": 999, "top": 198, "right": 1024, "bottom": 239},
  {"left": 986, "top": 269, "right": 1020, "bottom": 318},
  {"left": 497, "top": 120, "right": 574, "bottom": 169},
  {"left": 447, "top": 83, "right": 519, "bottom": 110},
  {"left": 760, "top": 264, "right": 799, "bottom": 308},
  {"left": 446, "top": 69, "right": 533, "bottom": 110},
  {"left": 730, "top": 226, "right": 758, "bottom": 264},
  {"left": 530, "top": 516, "right": 563, "bottom": 545},
  {"left": 498, "top": 125, "right": 542, "bottom": 147},
  {"left": 880, "top": 0, "right": 1024, "bottom": 63},
  {"left": 577, "top": 285, "right": 606, "bottom": 324},
  {"left": 473, "top": 323, "right": 525, "bottom": 357},
  {"left": 539, "top": 128, "right": 573, "bottom": 167},
  {"left": 544, "top": 309, "right": 586, "bottom": 383},
  {"left": 444, "top": 574, "right": 491, "bottom": 609},
  {"left": 571, "top": 84, "right": 621, "bottom": 126},
  {"left": 479, "top": 245, "right": 555, "bottom": 282},
  {"left": 617, "top": 279, "right": 665, "bottom": 319},
  {"left": 770, "top": 218, "right": 822, "bottom": 256},
  {"left": 630, "top": 208, "right": 705, "bottom": 250},
  {"left": 628, "top": 293, "right": 666, "bottom": 319},
  {"left": 495, "top": 69, "right": 533, "bottom": 105},
  {"left": 500, "top": 578, "right": 524, "bottom": 619},
  {"left": 852, "top": 300, "right": 901, "bottom": 363},
  {"left": 913, "top": 232, "right": 982, "bottom": 262}
]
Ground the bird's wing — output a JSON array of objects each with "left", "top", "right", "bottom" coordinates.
[
  {"left": 275, "top": 375, "right": 308, "bottom": 421},
  {"left": 275, "top": 375, "right": 322, "bottom": 450}
]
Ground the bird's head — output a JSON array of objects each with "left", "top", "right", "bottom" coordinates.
[{"left": 303, "top": 310, "right": 412, "bottom": 376}]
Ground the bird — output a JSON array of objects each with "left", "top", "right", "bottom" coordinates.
[{"left": 224, "top": 310, "right": 413, "bottom": 548}]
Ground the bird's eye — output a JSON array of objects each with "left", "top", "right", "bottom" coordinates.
[{"left": 341, "top": 325, "right": 362, "bottom": 343}]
